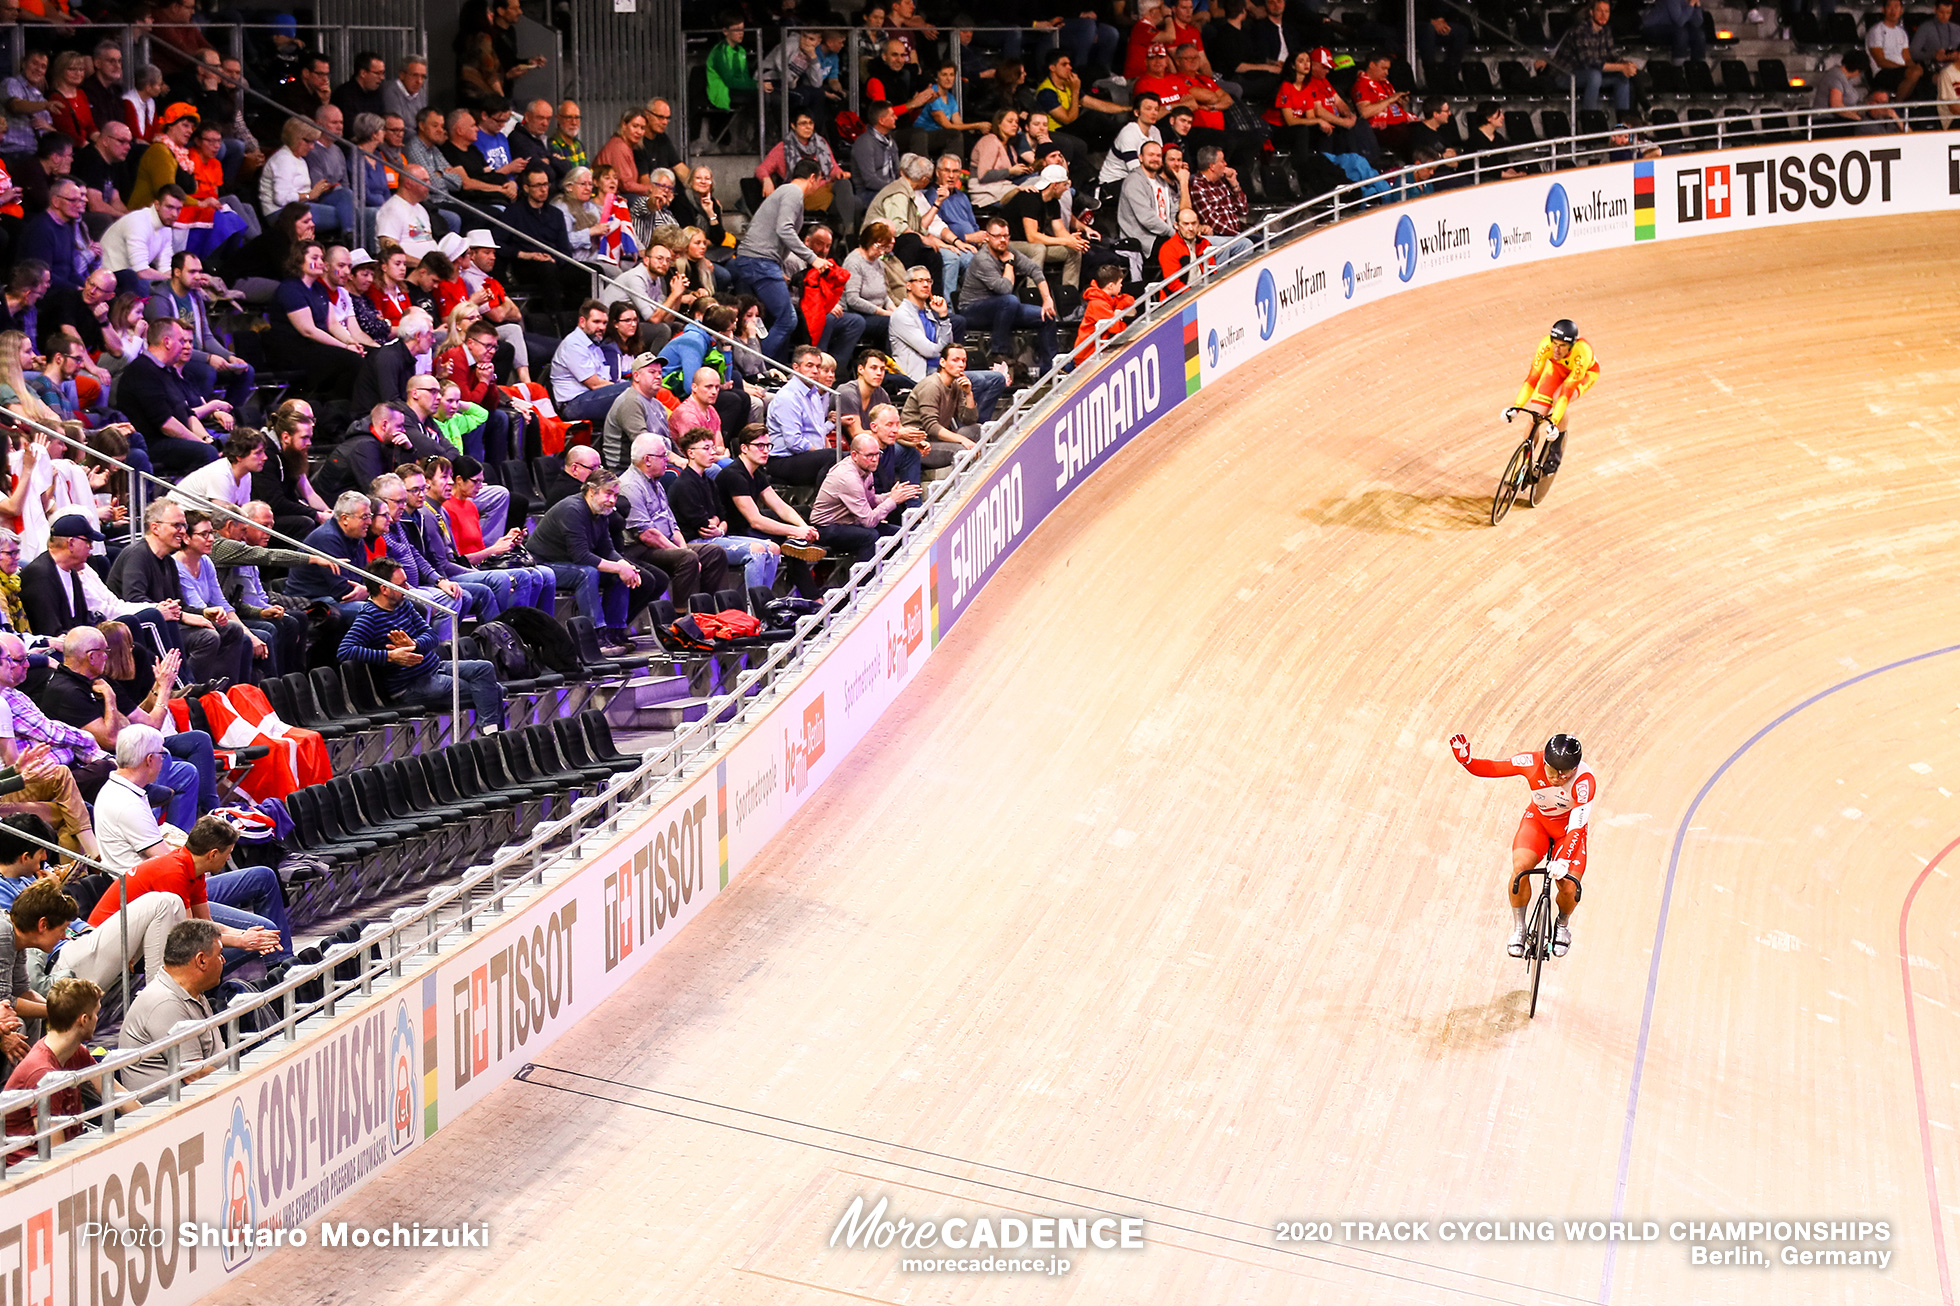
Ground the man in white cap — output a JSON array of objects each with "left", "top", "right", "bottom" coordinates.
[
  {"left": 375, "top": 162, "right": 469, "bottom": 262},
  {"left": 457, "top": 228, "right": 538, "bottom": 382},
  {"left": 1004, "top": 163, "right": 1089, "bottom": 290}
]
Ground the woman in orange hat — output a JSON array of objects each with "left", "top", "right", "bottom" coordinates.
[{"left": 130, "top": 102, "right": 200, "bottom": 208}]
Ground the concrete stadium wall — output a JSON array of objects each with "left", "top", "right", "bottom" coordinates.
[{"left": 0, "top": 132, "right": 1952, "bottom": 1306}]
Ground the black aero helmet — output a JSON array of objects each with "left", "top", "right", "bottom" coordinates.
[
  {"left": 1549, "top": 319, "right": 1579, "bottom": 344},
  {"left": 1544, "top": 734, "right": 1583, "bottom": 771}
]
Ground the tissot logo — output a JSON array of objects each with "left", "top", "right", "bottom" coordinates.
[
  {"left": 1676, "top": 165, "right": 1732, "bottom": 221},
  {"left": 1677, "top": 148, "right": 1900, "bottom": 220}
]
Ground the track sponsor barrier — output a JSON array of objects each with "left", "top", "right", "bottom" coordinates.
[
  {"left": 1, "top": 131, "right": 1952, "bottom": 1304},
  {"left": 1196, "top": 133, "right": 1958, "bottom": 387}
]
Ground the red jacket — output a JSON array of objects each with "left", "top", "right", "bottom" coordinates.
[
  {"left": 1157, "top": 233, "right": 1213, "bottom": 295},
  {"left": 1072, "top": 282, "right": 1136, "bottom": 362},
  {"left": 799, "top": 262, "right": 852, "bottom": 350}
]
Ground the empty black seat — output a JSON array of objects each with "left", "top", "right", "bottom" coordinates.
[
  {"left": 1577, "top": 107, "right": 1611, "bottom": 137},
  {"left": 1460, "top": 61, "right": 1496, "bottom": 96},
  {"left": 313, "top": 666, "right": 393, "bottom": 727},
  {"left": 581, "top": 711, "right": 639, "bottom": 769},
  {"left": 1539, "top": 108, "right": 1570, "bottom": 140},
  {"left": 1755, "top": 58, "right": 1789, "bottom": 94},
  {"left": 1647, "top": 59, "right": 1684, "bottom": 94},
  {"left": 281, "top": 671, "right": 351, "bottom": 737},
  {"left": 1497, "top": 59, "right": 1537, "bottom": 96},
  {"left": 1685, "top": 105, "right": 1717, "bottom": 139},
  {"left": 1682, "top": 59, "right": 1715, "bottom": 95},
  {"left": 1423, "top": 60, "right": 1462, "bottom": 95},
  {"left": 1719, "top": 58, "right": 1753, "bottom": 96}
]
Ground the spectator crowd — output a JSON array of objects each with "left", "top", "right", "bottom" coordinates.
[{"left": 0, "top": 0, "right": 1947, "bottom": 1157}]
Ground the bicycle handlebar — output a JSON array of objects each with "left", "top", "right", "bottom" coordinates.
[{"left": 1510, "top": 865, "right": 1558, "bottom": 897}]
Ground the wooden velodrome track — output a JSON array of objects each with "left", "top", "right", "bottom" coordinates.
[{"left": 204, "top": 211, "right": 1960, "bottom": 1305}]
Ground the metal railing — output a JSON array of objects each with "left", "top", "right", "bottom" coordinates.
[
  {"left": 0, "top": 94, "right": 1913, "bottom": 1173},
  {"left": 3, "top": 21, "right": 426, "bottom": 92},
  {"left": 0, "top": 404, "right": 467, "bottom": 737}
]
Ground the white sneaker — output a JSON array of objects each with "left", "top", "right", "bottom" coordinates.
[
  {"left": 1552, "top": 921, "right": 1571, "bottom": 957},
  {"left": 1507, "top": 927, "right": 1526, "bottom": 958}
]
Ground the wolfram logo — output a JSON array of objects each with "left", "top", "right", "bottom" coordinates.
[
  {"left": 1545, "top": 184, "right": 1572, "bottom": 246},
  {"left": 388, "top": 1000, "right": 418, "bottom": 1155},
  {"left": 1490, "top": 224, "right": 1534, "bottom": 260},
  {"left": 1393, "top": 215, "right": 1418, "bottom": 281},
  {"left": 1205, "top": 323, "right": 1244, "bottom": 367},
  {"left": 1253, "top": 268, "right": 1279, "bottom": 339},
  {"left": 221, "top": 1098, "right": 259, "bottom": 1272},
  {"left": 1396, "top": 215, "right": 1472, "bottom": 281},
  {"left": 1342, "top": 260, "right": 1383, "bottom": 299}
]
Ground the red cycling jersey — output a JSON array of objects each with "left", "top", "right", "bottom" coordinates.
[{"left": 1457, "top": 746, "right": 1596, "bottom": 877}]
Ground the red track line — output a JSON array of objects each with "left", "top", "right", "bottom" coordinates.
[{"left": 1900, "top": 832, "right": 1960, "bottom": 1306}]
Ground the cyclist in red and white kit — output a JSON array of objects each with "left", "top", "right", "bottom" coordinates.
[{"left": 1450, "top": 732, "right": 1593, "bottom": 958}]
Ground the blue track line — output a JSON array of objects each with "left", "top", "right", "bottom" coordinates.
[{"left": 1599, "top": 641, "right": 1960, "bottom": 1304}]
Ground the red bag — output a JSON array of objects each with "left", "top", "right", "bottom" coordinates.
[{"left": 694, "top": 610, "right": 762, "bottom": 639}]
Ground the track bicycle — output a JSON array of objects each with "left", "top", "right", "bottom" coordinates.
[
  {"left": 1509, "top": 858, "right": 1581, "bottom": 1018},
  {"left": 1489, "top": 409, "right": 1563, "bottom": 526}
]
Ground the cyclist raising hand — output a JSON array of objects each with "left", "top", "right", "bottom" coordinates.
[
  {"left": 1503, "top": 319, "right": 1599, "bottom": 499},
  {"left": 1451, "top": 732, "right": 1594, "bottom": 959}
]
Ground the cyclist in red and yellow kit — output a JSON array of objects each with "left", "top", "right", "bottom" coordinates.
[{"left": 1503, "top": 318, "right": 1599, "bottom": 498}]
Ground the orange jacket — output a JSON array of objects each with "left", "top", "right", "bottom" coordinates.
[{"left": 1072, "top": 281, "right": 1135, "bottom": 362}]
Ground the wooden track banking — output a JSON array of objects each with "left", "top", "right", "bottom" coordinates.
[{"left": 203, "top": 212, "right": 1960, "bottom": 1306}]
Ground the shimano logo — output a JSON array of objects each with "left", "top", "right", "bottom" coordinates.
[
  {"left": 947, "top": 464, "right": 1025, "bottom": 608},
  {"left": 1052, "top": 346, "right": 1163, "bottom": 490}
]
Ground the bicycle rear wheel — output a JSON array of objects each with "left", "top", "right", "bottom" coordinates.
[{"left": 1491, "top": 437, "right": 1533, "bottom": 526}]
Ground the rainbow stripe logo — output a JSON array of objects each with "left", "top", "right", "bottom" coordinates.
[
  {"left": 420, "top": 973, "right": 439, "bottom": 1137},
  {"left": 1182, "top": 306, "right": 1202, "bottom": 395},
  {"left": 1634, "top": 161, "right": 1656, "bottom": 241}
]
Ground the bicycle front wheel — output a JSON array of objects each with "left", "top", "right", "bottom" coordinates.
[
  {"left": 1491, "top": 437, "right": 1533, "bottom": 526},
  {"left": 1527, "top": 891, "right": 1552, "bottom": 1018}
]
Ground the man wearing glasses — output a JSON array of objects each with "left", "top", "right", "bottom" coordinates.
[
  {"left": 36, "top": 628, "right": 210, "bottom": 839},
  {"left": 173, "top": 511, "right": 270, "bottom": 669},
  {"left": 503, "top": 165, "right": 590, "bottom": 312},
  {"left": 105, "top": 500, "right": 252, "bottom": 686},
  {"left": 641, "top": 99, "right": 688, "bottom": 188},
  {"left": 528, "top": 471, "right": 647, "bottom": 655},
  {"left": 286, "top": 492, "right": 379, "bottom": 615}
]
